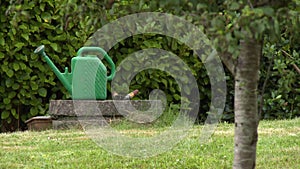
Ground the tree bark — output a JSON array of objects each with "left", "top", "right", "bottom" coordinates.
[{"left": 233, "top": 38, "right": 261, "bottom": 169}]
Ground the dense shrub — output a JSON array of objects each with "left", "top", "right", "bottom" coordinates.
[
  {"left": 0, "top": 0, "right": 107, "bottom": 131},
  {"left": 1, "top": 0, "right": 299, "bottom": 131},
  {"left": 259, "top": 41, "right": 300, "bottom": 120},
  {"left": 0, "top": 0, "right": 212, "bottom": 131}
]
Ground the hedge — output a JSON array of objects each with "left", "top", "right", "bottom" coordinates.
[
  {"left": 1, "top": 0, "right": 299, "bottom": 131},
  {"left": 0, "top": 0, "right": 213, "bottom": 131}
]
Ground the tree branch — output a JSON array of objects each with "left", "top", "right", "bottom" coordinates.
[
  {"left": 281, "top": 50, "right": 300, "bottom": 75},
  {"left": 292, "top": 64, "right": 300, "bottom": 75},
  {"left": 219, "top": 51, "right": 236, "bottom": 76},
  {"left": 248, "top": 0, "right": 254, "bottom": 8},
  {"left": 106, "top": 0, "right": 115, "bottom": 9}
]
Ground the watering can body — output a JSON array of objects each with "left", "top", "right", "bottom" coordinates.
[{"left": 34, "top": 45, "right": 115, "bottom": 100}]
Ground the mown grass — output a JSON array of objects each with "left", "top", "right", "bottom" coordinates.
[{"left": 0, "top": 118, "right": 299, "bottom": 169}]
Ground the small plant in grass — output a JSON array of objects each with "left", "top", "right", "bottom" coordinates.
[{"left": 154, "top": 103, "right": 181, "bottom": 127}]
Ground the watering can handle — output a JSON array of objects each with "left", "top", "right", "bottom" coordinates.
[{"left": 77, "top": 47, "right": 116, "bottom": 81}]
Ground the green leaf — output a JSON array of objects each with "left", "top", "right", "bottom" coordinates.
[
  {"left": 42, "top": 23, "right": 55, "bottom": 29},
  {"left": 229, "top": 2, "right": 240, "bottom": 10},
  {"left": 31, "top": 82, "right": 39, "bottom": 91},
  {"left": 36, "top": 15, "right": 41, "bottom": 22},
  {"left": 30, "top": 107, "right": 39, "bottom": 116},
  {"left": 11, "top": 28, "right": 16, "bottom": 35},
  {"left": 21, "top": 33, "right": 29, "bottom": 41},
  {"left": 31, "top": 53, "right": 38, "bottom": 60},
  {"left": 20, "top": 89, "right": 27, "bottom": 97},
  {"left": 161, "top": 79, "right": 168, "bottom": 87},
  {"left": 21, "top": 114, "right": 27, "bottom": 122},
  {"left": 46, "top": 1, "right": 54, "bottom": 7},
  {"left": 75, "top": 31, "right": 81, "bottom": 37},
  {"left": 50, "top": 43, "right": 59, "bottom": 52},
  {"left": 261, "top": 6, "right": 274, "bottom": 16},
  {"left": 53, "top": 34, "right": 67, "bottom": 41},
  {"left": 275, "top": 95, "right": 282, "bottom": 100},
  {"left": 38, "top": 88, "right": 47, "bottom": 97},
  {"left": 6, "top": 69, "right": 14, "bottom": 77},
  {"left": 19, "top": 62, "right": 27, "bottom": 70},
  {"left": 20, "top": 55, "right": 28, "bottom": 61},
  {"left": 12, "top": 83, "right": 20, "bottom": 90},
  {"left": 0, "top": 36, "right": 5, "bottom": 46},
  {"left": 196, "top": 3, "right": 207, "bottom": 10},
  {"left": 11, "top": 109, "right": 18, "bottom": 119},
  {"left": 13, "top": 62, "right": 20, "bottom": 71},
  {"left": 19, "top": 24, "right": 28, "bottom": 30},
  {"left": 41, "top": 12, "right": 51, "bottom": 22},
  {"left": 36, "top": 63, "right": 46, "bottom": 72},
  {"left": 3, "top": 98, "right": 11, "bottom": 104},
  {"left": 0, "top": 86, "right": 4, "bottom": 93},
  {"left": 6, "top": 117, "right": 12, "bottom": 124},
  {"left": 15, "top": 42, "right": 25, "bottom": 48},
  {"left": 40, "top": 3, "right": 46, "bottom": 11},
  {"left": 31, "top": 75, "right": 38, "bottom": 81},
  {"left": 174, "top": 94, "right": 181, "bottom": 100},
  {"left": 1, "top": 110, "right": 10, "bottom": 119},
  {"left": 0, "top": 52, "right": 4, "bottom": 59},
  {"left": 5, "top": 79, "right": 13, "bottom": 87},
  {"left": 1, "top": 64, "right": 8, "bottom": 72},
  {"left": 8, "top": 91, "right": 16, "bottom": 99}
]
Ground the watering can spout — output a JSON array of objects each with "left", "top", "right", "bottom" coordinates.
[{"left": 34, "top": 45, "right": 72, "bottom": 94}]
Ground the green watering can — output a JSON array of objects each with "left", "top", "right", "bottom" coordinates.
[{"left": 34, "top": 45, "right": 115, "bottom": 100}]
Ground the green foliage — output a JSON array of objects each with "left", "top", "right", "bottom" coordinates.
[
  {"left": 258, "top": 2, "right": 300, "bottom": 120},
  {"left": 260, "top": 42, "right": 300, "bottom": 119},
  {"left": 1, "top": 0, "right": 300, "bottom": 131},
  {"left": 0, "top": 0, "right": 212, "bottom": 131},
  {"left": 0, "top": 0, "right": 106, "bottom": 131},
  {"left": 106, "top": 34, "right": 210, "bottom": 104},
  {"left": 135, "top": 0, "right": 300, "bottom": 122}
]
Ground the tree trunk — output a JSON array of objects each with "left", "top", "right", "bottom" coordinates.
[{"left": 233, "top": 38, "right": 262, "bottom": 169}]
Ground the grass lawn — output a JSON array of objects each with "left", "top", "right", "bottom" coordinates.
[{"left": 0, "top": 118, "right": 299, "bottom": 169}]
